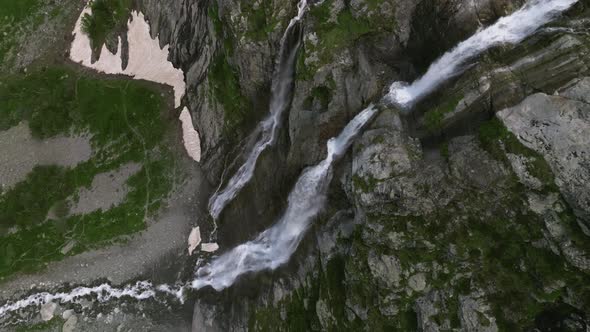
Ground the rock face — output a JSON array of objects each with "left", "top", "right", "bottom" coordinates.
[
  {"left": 124, "top": 0, "right": 590, "bottom": 330},
  {"left": 459, "top": 293, "right": 499, "bottom": 332},
  {"left": 62, "top": 314, "right": 78, "bottom": 332},
  {"left": 498, "top": 79, "right": 590, "bottom": 229},
  {"left": 40, "top": 302, "right": 57, "bottom": 322}
]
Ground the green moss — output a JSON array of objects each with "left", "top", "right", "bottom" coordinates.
[
  {"left": 207, "top": 2, "right": 234, "bottom": 54},
  {"left": 304, "top": 85, "right": 333, "bottom": 110},
  {"left": 313, "top": 86, "right": 332, "bottom": 109},
  {"left": 208, "top": 2, "right": 223, "bottom": 37},
  {"left": 440, "top": 142, "right": 450, "bottom": 161},
  {"left": 447, "top": 207, "right": 586, "bottom": 329},
  {"left": 423, "top": 94, "right": 463, "bottom": 132},
  {"left": 310, "top": 6, "right": 371, "bottom": 62},
  {"left": 478, "top": 118, "right": 559, "bottom": 193},
  {"left": 248, "top": 306, "right": 283, "bottom": 331},
  {"left": 297, "top": 0, "right": 397, "bottom": 79},
  {"left": 15, "top": 317, "right": 63, "bottom": 331},
  {"left": 81, "top": 0, "right": 132, "bottom": 53},
  {"left": 364, "top": 168, "right": 590, "bottom": 329},
  {"left": 352, "top": 174, "right": 378, "bottom": 193},
  {"left": 397, "top": 308, "right": 418, "bottom": 331},
  {"left": 208, "top": 53, "right": 252, "bottom": 135},
  {"left": 249, "top": 282, "right": 321, "bottom": 332},
  {"left": 300, "top": 3, "right": 375, "bottom": 76},
  {"left": 557, "top": 205, "right": 590, "bottom": 253},
  {"left": 241, "top": 0, "right": 280, "bottom": 41},
  {"left": 322, "top": 256, "right": 348, "bottom": 326}
]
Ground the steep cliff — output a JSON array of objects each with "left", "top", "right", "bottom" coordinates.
[
  {"left": 17, "top": 0, "right": 584, "bottom": 330},
  {"left": 126, "top": 0, "right": 590, "bottom": 330}
]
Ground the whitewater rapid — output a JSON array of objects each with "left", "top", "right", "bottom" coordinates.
[
  {"left": 0, "top": 281, "right": 185, "bottom": 320},
  {"left": 193, "top": 105, "right": 378, "bottom": 291},
  {"left": 387, "top": 0, "right": 579, "bottom": 108},
  {"left": 208, "top": 0, "right": 308, "bottom": 220}
]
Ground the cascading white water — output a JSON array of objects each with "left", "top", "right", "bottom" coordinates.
[
  {"left": 208, "top": 0, "right": 308, "bottom": 220},
  {"left": 0, "top": 106, "right": 377, "bottom": 319},
  {"left": 193, "top": 105, "right": 378, "bottom": 291},
  {"left": 387, "top": 0, "right": 579, "bottom": 108},
  {"left": 0, "top": 281, "right": 185, "bottom": 320},
  {"left": 1, "top": 0, "right": 579, "bottom": 322}
]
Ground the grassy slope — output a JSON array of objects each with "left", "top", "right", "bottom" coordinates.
[
  {"left": 0, "top": 0, "right": 178, "bottom": 280},
  {"left": 0, "top": 3, "right": 185, "bottom": 332},
  {"left": 0, "top": 66, "right": 177, "bottom": 280},
  {"left": 0, "top": 0, "right": 43, "bottom": 63}
]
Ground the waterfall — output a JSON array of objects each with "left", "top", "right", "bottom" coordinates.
[
  {"left": 1, "top": 0, "right": 578, "bottom": 320},
  {"left": 193, "top": 105, "right": 378, "bottom": 291},
  {"left": 0, "top": 106, "right": 377, "bottom": 318},
  {"left": 387, "top": 0, "right": 579, "bottom": 109},
  {"left": 208, "top": 0, "right": 308, "bottom": 220}
]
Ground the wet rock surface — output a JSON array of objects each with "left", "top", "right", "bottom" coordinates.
[{"left": 122, "top": 0, "right": 590, "bottom": 330}]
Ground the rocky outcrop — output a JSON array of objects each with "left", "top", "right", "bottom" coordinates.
[
  {"left": 459, "top": 292, "right": 498, "bottom": 332},
  {"left": 498, "top": 78, "right": 590, "bottom": 229},
  {"left": 121, "top": 0, "right": 590, "bottom": 330},
  {"left": 410, "top": 32, "right": 590, "bottom": 139}
]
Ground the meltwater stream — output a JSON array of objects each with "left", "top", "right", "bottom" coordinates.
[
  {"left": 387, "top": 0, "right": 579, "bottom": 108},
  {"left": 208, "top": 0, "right": 308, "bottom": 220},
  {"left": 0, "top": 0, "right": 578, "bottom": 322},
  {"left": 0, "top": 281, "right": 185, "bottom": 319}
]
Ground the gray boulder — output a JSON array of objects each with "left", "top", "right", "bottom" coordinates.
[{"left": 498, "top": 79, "right": 590, "bottom": 227}]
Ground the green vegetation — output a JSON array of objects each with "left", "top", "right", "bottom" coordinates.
[
  {"left": 208, "top": 2, "right": 224, "bottom": 38},
  {"left": 352, "top": 174, "right": 378, "bottom": 193},
  {"left": 207, "top": 2, "right": 235, "bottom": 55},
  {"left": 248, "top": 115, "right": 589, "bottom": 329},
  {"left": 0, "top": 67, "right": 167, "bottom": 144},
  {"left": 297, "top": 3, "right": 373, "bottom": 78},
  {"left": 241, "top": 0, "right": 280, "bottom": 41},
  {"left": 303, "top": 85, "right": 333, "bottom": 110},
  {"left": 0, "top": 0, "right": 43, "bottom": 64},
  {"left": 0, "top": 166, "right": 73, "bottom": 228},
  {"left": 423, "top": 94, "right": 463, "bottom": 132},
  {"left": 478, "top": 118, "right": 558, "bottom": 193},
  {"left": 15, "top": 317, "right": 64, "bottom": 332},
  {"left": 308, "top": 5, "right": 371, "bottom": 63},
  {"left": 0, "top": 67, "right": 176, "bottom": 279},
  {"left": 208, "top": 53, "right": 253, "bottom": 135},
  {"left": 81, "top": 0, "right": 132, "bottom": 52},
  {"left": 297, "top": 0, "right": 396, "bottom": 80},
  {"left": 0, "top": 0, "right": 41, "bottom": 22}
]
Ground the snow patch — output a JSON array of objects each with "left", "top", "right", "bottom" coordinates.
[
  {"left": 188, "top": 227, "right": 202, "bottom": 256},
  {"left": 201, "top": 243, "right": 219, "bottom": 253},
  {"left": 179, "top": 107, "right": 202, "bottom": 162},
  {"left": 70, "top": 9, "right": 185, "bottom": 107}
]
